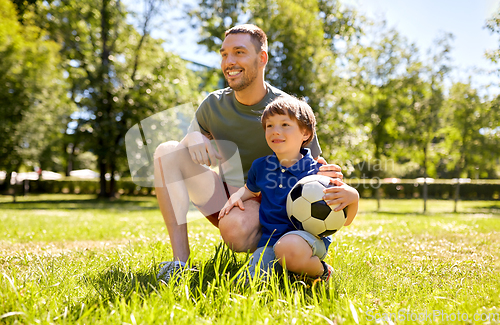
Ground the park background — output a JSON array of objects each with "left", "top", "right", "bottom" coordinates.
[
  {"left": 1, "top": 0, "right": 500, "bottom": 324},
  {"left": 1, "top": 0, "right": 500, "bottom": 202}
]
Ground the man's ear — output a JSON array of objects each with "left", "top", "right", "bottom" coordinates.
[{"left": 259, "top": 50, "right": 268, "bottom": 66}]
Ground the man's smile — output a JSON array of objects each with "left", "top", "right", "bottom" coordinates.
[{"left": 226, "top": 69, "right": 243, "bottom": 77}]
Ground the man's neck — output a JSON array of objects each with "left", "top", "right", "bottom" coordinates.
[{"left": 234, "top": 78, "right": 267, "bottom": 106}]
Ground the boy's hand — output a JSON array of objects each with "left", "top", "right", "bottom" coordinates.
[
  {"left": 322, "top": 178, "right": 359, "bottom": 212},
  {"left": 316, "top": 157, "right": 343, "bottom": 180},
  {"left": 218, "top": 196, "right": 245, "bottom": 220}
]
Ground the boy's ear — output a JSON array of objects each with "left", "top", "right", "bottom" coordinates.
[{"left": 302, "top": 129, "right": 311, "bottom": 141}]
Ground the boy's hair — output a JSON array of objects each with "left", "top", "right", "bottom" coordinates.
[
  {"left": 261, "top": 96, "right": 316, "bottom": 147},
  {"left": 225, "top": 24, "right": 268, "bottom": 53}
]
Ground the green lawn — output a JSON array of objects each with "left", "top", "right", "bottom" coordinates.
[{"left": 0, "top": 195, "right": 499, "bottom": 324}]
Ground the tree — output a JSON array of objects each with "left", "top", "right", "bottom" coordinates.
[
  {"left": 39, "top": 0, "right": 203, "bottom": 197},
  {"left": 441, "top": 82, "right": 490, "bottom": 211},
  {"left": 190, "top": 0, "right": 361, "bottom": 100},
  {"left": 485, "top": 10, "right": 500, "bottom": 76},
  {"left": 189, "top": 0, "right": 364, "bottom": 165},
  {"left": 345, "top": 24, "right": 414, "bottom": 208},
  {"left": 397, "top": 34, "right": 452, "bottom": 212},
  {"left": 0, "top": 0, "right": 70, "bottom": 192}
]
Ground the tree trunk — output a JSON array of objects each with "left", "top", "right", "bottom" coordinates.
[
  {"left": 109, "top": 158, "right": 116, "bottom": 198},
  {"left": 66, "top": 143, "right": 75, "bottom": 177},
  {"left": 97, "top": 0, "right": 113, "bottom": 199},
  {"left": 99, "top": 158, "right": 108, "bottom": 197}
]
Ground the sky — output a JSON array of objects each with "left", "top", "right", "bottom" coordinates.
[
  {"left": 343, "top": 0, "right": 500, "bottom": 93},
  {"left": 146, "top": 0, "right": 500, "bottom": 94}
]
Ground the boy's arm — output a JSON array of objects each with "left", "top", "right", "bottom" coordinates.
[
  {"left": 218, "top": 185, "right": 260, "bottom": 219},
  {"left": 343, "top": 199, "right": 358, "bottom": 226},
  {"left": 322, "top": 178, "right": 359, "bottom": 226}
]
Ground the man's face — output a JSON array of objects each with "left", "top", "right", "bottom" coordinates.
[{"left": 220, "top": 33, "right": 261, "bottom": 91}]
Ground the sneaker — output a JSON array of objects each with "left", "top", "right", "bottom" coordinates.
[
  {"left": 319, "top": 261, "right": 333, "bottom": 282},
  {"left": 287, "top": 262, "right": 333, "bottom": 285},
  {"left": 157, "top": 261, "right": 189, "bottom": 284}
]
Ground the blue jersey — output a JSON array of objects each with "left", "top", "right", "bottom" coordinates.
[{"left": 246, "top": 148, "right": 332, "bottom": 248}]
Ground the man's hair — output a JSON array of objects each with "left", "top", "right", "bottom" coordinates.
[
  {"left": 261, "top": 96, "right": 316, "bottom": 147},
  {"left": 225, "top": 24, "right": 268, "bottom": 53}
]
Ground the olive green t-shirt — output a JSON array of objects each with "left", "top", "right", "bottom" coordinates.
[{"left": 193, "top": 83, "right": 322, "bottom": 187}]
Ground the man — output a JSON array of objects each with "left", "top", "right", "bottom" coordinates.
[{"left": 154, "top": 24, "right": 347, "bottom": 282}]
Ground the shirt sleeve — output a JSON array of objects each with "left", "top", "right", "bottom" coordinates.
[
  {"left": 306, "top": 132, "right": 322, "bottom": 158},
  {"left": 188, "top": 98, "right": 212, "bottom": 139},
  {"left": 245, "top": 161, "right": 261, "bottom": 193}
]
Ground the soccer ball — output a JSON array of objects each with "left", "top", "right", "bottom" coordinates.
[{"left": 286, "top": 175, "right": 347, "bottom": 237}]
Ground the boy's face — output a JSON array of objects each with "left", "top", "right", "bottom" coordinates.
[{"left": 264, "top": 114, "right": 310, "bottom": 158}]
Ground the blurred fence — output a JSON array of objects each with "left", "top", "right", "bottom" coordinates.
[
  {"left": 1, "top": 178, "right": 500, "bottom": 200},
  {"left": 346, "top": 179, "right": 500, "bottom": 200}
]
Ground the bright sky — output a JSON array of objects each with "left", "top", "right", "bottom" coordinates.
[
  {"left": 344, "top": 0, "right": 500, "bottom": 93},
  {"left": 149, "top": 0, "right": 500, "bottom": 94}
]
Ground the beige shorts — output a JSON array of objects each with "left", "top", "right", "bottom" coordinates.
[
  {"left": 275, "top": 230, "right": 328, "bottom": 260},
  {"left": 192, "top": 172, "right": 261, "bottom": 227}
]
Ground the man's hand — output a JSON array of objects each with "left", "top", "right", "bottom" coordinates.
[
  {"left": 183, "top": 131, "right": 222, "bottom": 166},
  {"left": 316, "top": 156, "right": 343, "bottom": 180}
]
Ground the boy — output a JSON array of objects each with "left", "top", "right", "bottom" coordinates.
[{"left": 219, "top": 96, "right": 359, "bottom": 281}]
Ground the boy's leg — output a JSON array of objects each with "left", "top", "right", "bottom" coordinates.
[
  {"left": 247, "top": 245, "right": 282, "bottom": 279},
  {"left": 273, "top": 231, "right": 326, "bottom": 278}
]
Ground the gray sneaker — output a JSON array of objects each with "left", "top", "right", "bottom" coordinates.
[{"left": 157, "top": 261, "right": 188, "bottom": 284}]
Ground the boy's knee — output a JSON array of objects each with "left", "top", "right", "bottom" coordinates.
[{"left": 274, "top": 235, "right": 308, "bottom": 268}]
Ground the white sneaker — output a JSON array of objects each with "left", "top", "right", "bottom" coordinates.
[{"left": 157, "top": 261, "right": 195, "bottom": 284}]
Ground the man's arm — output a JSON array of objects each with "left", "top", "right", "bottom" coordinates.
[
  {"left": 181, "top": 131, "right": 221, "bottom": 167},
  {"left": 182, "top": 99, "right": 220, "bottom": 166}
]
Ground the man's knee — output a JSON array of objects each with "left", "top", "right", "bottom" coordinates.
[
  {"left": 154, "top": 141, "right": 182, "bottom": 161},
  {"left": 219, "top": 216, "right": 248, "bottom": 251},
  {"left": 219, "top": 210, "right": 260, "bottom": 252}
]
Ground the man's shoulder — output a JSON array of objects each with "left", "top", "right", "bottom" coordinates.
[
  {"left": 204, "top": 87, "right": 233, "bottom": 102},
  {"left": 266, "top": 83, "right": 288, "bottom": 98},
  {"left": 196, "top": 87, "right": 233, "bottom": 116}
]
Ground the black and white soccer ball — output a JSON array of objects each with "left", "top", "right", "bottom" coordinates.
[{"left": 286, "top": 175, "right": 347, "bottom": 237}]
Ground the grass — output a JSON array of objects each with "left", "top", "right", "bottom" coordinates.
[{"left": 0, "top": 194, "right": 499, "bottom": 324}]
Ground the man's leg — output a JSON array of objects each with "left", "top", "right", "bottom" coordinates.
[
  {"left": 154, "top": 141, "right": 218, "bottom": 263},
  {"left": 155, "top": 141, "right": 262, "bottom": 257},
  {"left": 218, "top": 195, "right": 262, "bottom": 253}
]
